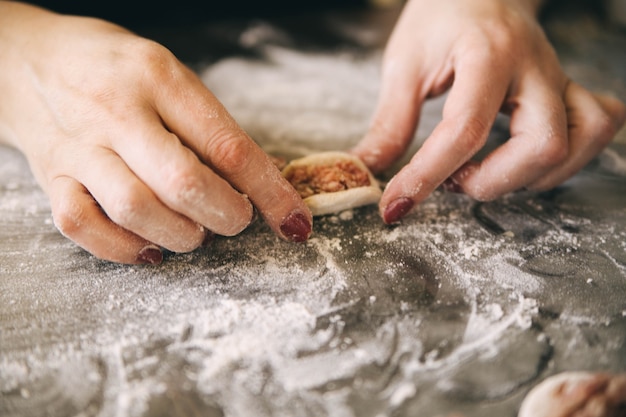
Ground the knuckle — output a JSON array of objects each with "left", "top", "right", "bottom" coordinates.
[
  {"left": 456, "top": 117, "right": 489, "bottom": 155},
  {"left": 487, "top": 24, "right": 517, "bottom": 53},
  {"left": 587, "top": 113, "right": 619, "bottom": 147},
  {"left": 380, "top": 52, "right": 412, "bottom": 78},
  {"left": 105, "top": 187, "right": 148, "bottom": 228},
  {"left": 163, "top": 162, "right": 205, "bottom": 203},
  {"left": 125, "top": 39, "right": 179, "bottom": 83},
  {"left": 452, "top": 170, "right": 500, "bottom": 202},
  {"left": 463, "top": 23, "right": 516, "bottom": 62},
  {"left": 207, "top": 131, "right": 254, "bottom": 177},
  {"left": 52, "top": 199, "right": 89, "bottom": 238},
  {"left": 534, "top": 135, "right": 569, "bottom": 168},
  {"left": 131, "top": 39, "right": 173, "bottom": 66}
]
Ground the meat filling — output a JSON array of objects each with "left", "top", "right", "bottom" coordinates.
[{"left": 285, "top": 160, "right": 372, "bottom": 199}]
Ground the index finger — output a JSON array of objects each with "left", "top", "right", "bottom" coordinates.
[
  {"left": 153, "top": 62, "right": 312, "bottom": 242},
  {"left": 381, "top": 53, "right": 512, "bottom": 223}
]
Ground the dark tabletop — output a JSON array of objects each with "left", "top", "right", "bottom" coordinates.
[{"left": 1, "top": 3, "right": 626, "bottom": 417}]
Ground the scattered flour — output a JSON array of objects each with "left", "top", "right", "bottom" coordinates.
[{"left": 3, "top": 13, "right": 626, "bottom": 417}]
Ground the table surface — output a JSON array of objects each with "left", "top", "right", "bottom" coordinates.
[{"left": 2, "top": 4, "right": 626, "bottom": 417}]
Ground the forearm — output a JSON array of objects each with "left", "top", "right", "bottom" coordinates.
[{"left": 0, "top": 1, "right": 56, "bottom": 148}]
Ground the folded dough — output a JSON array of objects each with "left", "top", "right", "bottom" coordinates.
[{"left": 282, "top": 151, "right": 382, "bottom": 216}]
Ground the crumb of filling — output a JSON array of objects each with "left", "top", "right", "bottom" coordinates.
[{"left": 285, "top": 160, "right": 371, "bottom": 199}]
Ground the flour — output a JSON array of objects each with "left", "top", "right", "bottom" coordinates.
[
  {"left": 201, "top": 44, "right": 445, "bottom": 160},
  {"left": 3, "top": 12, "right": 626, "bottom": 417}
]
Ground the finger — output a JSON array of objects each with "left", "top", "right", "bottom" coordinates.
[
  {"left": 380, "top": 52, "right": 511, "bottom": 223},
  {"left": 77, "top": 147, "right": 207, "bottom": 253},
  {"left": 519, "top": 373, "right": 610, "bottom": 417},
  {"left": 151, "top": 65, "right": 312, "bottom": 242},
  {"left": 449, "top": 74, "right": 569, "bottom": 201},
  {"left": 529, "top": 83, "right": 626, "bottom": 190},
  {"left": 351, "top": 55, "right": 425, "bottom": 174},
  {"left": 110, "top": 114, "right": 254, "bottom": 238},
  {"left": 606, "top": 374, "right": 626, "bottom": 403},
  {"left": 352, "top": 0, "right": 455, "bottom": 174},
  {"left": 49, "top": 176, "right": 163, "bottom": 265},
  {"left": 558, "top": 374, "right": 611, "bottom": 417},
  {"left": 595, "top": 93, "right": 626, "bottom": 128}
]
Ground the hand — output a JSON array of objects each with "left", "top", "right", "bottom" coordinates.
[
  {"left": 353, "top": 0, "right": 626, "bottom": 224},
  {"left": 518, "top": 372, "right": 626, "bottom": 417},
  {"left": 0, "top": 2, "right": 312, "bottom": 264}
]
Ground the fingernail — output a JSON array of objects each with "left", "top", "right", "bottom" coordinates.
[
  {"left": 280, "top": 211, "right": 312, "bottom": 243},
  {"left": 136, "top": 245, "right": 163, "bottom": 265},
  {"left": 383, "top": 197, "right": 414, "bottom": 224},
  {"left": 442, "top": 178, "right": 464, "bottom": 194}
]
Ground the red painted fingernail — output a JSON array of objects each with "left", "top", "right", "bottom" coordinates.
[
  {"left": 383, "top": 197, "right": 414, "bottom": 224},
  {"left": 136, "top": 245, "right": 163, "bottom": 265},
  {"left": 442, "top": 178, "right": 464, "bottom": 194},
  {"left": 280, "top": 211, "right": 312, "bottom": 243}
]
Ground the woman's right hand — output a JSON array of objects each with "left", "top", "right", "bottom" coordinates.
[{"left": 0, "top": 2, "right": 312, "bottom": 264}]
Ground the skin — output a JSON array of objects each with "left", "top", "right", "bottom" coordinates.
[
  {"left": 352, "top": 0, "right": 626, "bottom": 224},
  {"left": 441, "top": 372, "right": 626, "bottom": 417},
  {"left": 2, "top": 1, "right": 625, "bottom": 264},
  {"left": 517, "top": 372, "right": 626, "bottom": 417},
  {"left": 0, "top": 2, "right": 312, "bottom": 264}
]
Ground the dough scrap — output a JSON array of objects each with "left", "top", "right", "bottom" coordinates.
[
  {"left": 282, "top": 151, "right": 382, "bottom": 216},
  {"left": 518, "top": 372, "right": 626, "bottom": 417}
]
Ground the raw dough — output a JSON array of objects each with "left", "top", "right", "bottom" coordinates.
[
  {"left": 282, "top": 151, "right": 382, "bottom": 216},
  {"left": 518, "top": 372, "right": 626, "bottom": 417}
]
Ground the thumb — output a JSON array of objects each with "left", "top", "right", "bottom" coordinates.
[{"left": 351, "top": 64, "right": 424, "bottom": 174}]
